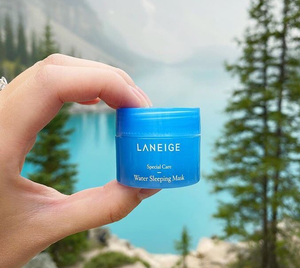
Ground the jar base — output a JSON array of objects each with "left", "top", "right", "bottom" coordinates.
[{"left": 116, "top": 179, "right": 200, "bottom": 189}]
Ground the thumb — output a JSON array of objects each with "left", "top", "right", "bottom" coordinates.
[{"left": 49, "top": 180, "right": 160, "bottom": 239}]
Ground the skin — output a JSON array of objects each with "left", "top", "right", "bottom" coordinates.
[{"left": 0, "top": 54, "right": 159, "bottom": 268}]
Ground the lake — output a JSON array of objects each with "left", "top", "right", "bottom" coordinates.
[{"left": 22, "top": 65, "right": 234, "bottom": 253}]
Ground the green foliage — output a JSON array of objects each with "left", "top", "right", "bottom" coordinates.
[
  {"left": 4, "top": 15, "right": 15, "bottom": 61},
  {"left": 84, "top": 251, "right": 150, "bottom": 268},
  {"left": 228, "top": 244, "right": 262, "bottom": 268},
  {"left": 275, "top": 220, "right": 300, "bottom": 268},
  {"left": 39, "top": 21, "right": 59, "bottom": 59},
  {"left": 16, "top": 16, "right": 28, "bottom": 65},
  {"left": 230, "top": 230, "right": 300, "bottom": 268},
  {"left": 47, "top": 231, "right": 88, "bottom": 267},
  {"left": 0, "top": 18, "right": 58, "bottom": 77},
  {"left": 13, "top": 59, "right": 26, "bottom": 77},
  {"left": 136, "top": 258, "right": 151, "bottom": 268},
  {"left": 30, "top": 31, "right": 39, "bottom": 65},
  {"left": 174, "top": 227, "right": 191, "bottom": 268},
  {"left": 0, "top": 63, "right": 4, "bottom": 77},
  {"left": 208, "top": 0, "right": 300, "bottom": 267},
  {"left": 0, "top": 15, "right": 28, "bottom": 80},
  {"left": 2, "top": 60, "right": 24, "bottom": 80},
  {"left": 27, "top": 103, "right": 77, "bottom": 194},
  {"left": 0, "top": 27, "right": 4, "bottom": 62}
]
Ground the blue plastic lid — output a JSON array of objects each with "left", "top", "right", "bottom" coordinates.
[{"left": 116, "top": 108, "right": 201, "bottom": 137}]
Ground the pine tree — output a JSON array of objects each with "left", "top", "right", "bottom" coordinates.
[
  {"left": 27, "top": 106, "right": 77, "bottom": 194},
  {"left": 0, "top": 24, "right": 5, "bottom": 75},
  {"left": 16, "top": 16, "right": 28, "bottom": 65},
  {"left": 14, "top": 60, "right": 24, "bottom": 77},
  {"left": 0, "top": 27, "right": 5, "bottom": 63},
  {"left": 174, "top": 227, "right": 191, "bottom": 268},
  {"left": 39, "top": 21, "right": 58, "bottom": 59},
  {"left": 27, "top": 21, "right": 87, "bottom": 266},
  {"left": 4, "top": 15, "right": 15, "bottom": 61},
  {"left": 269, "top": 0, "right": 300, "bottom": 265},
  {"left": 30, "top": 31, "right": 38, "bottom": 65},
  {"left": 208, "top": 0, "right": 300, "bottom": 267},
  {"left": 69, "top": 47, "right": 76, "bottom": 57}
]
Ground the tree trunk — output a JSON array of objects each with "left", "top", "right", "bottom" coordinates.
[
  {"left": 262, "top": 176, "right": 269, "bottom": 268},
  {"left": 262, "top": 63, "right": 269, "bottom": 268},
  {"left": 262, "top": 5, "right": 270, "bottom": 267},
  {"left": 182, "top": 255, "right": 187, "bottom": 268}
]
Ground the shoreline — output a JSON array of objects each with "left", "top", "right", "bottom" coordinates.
[
  {"left": 68, "top": 102, "right": 115, "bottom": 114},
  {"left": 24, "top": 228, "right": 241, "bottom": 268}
]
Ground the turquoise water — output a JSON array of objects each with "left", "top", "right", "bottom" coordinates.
[{"left": 22, "top": 65, "right": 234, "bottom": 253}]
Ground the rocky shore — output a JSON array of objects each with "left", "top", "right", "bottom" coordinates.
[
  {"left": 23, "top": 228, "right": 242, "bottom": 268},
  {"left": 92, "top": 235, "right": 240, "bottom": 268}
]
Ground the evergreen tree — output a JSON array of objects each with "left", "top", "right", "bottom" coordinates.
[
  {"left": 174, "top": 227, "right": 191, "bottom": 268},
  {"left": 39, "top": 20, "right": 58, "bottom": 59},
  {"left": 208, "top": 0, "right": 300, "bottom": 267},
  {"left": 0, "top": 27, "right": 5, "bottom": 63},
  {"left": 14, "top": 60, "right": 24, "bottom": 77},
  {"left": 4, "top": 15, "right": 15, "bottom": 61},
  {"left": 16, "top": 16, "right": 28, "bottom": 65},
  {"left": 30, "top": 31, "right": 38, "bottom": 65},
  {"left": 0, "top": 25, "right": 5, "bottom": 75},
  {"left": 269, "top": 1, "right": 300, "bottom": 265},
  {"left": 0, "top": 64, "right": 4, "bottom": 78},
  {"left": 27, "top": 105, "right": 77, "bottom": 194},
  {"left": 69, "top": 47, "right": 76, "bottom": 57},
  {"left": 27, "top": 22, "right": 87, "bottom": 267}
]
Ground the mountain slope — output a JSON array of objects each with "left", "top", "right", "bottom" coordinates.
[
  {"left": 87, "top": 0, "right": 249, "bottom": 64},
  {"left": 0, "top": 0, "right": 159, "bottom": 72}
]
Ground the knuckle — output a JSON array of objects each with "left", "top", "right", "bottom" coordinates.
[
  {"left": 107, "top": 69, "right": 122, "bottom": 80},
  {"left": 103, "top": 184, "right": 131, "bottom": 224},
  {"left": 103, "top": 70, "right": 126, "bottom": 90},
  {"left": 33, "top": 60, "right": 44, "bottom": 69},
  {"left": 33, "top": 64, "right": 55, "bottom": 88},
  {"left": 0, "top": 149, "right": 20, "bottom": 176},
  {"left": 114, "top": 68, "right": 134, "bottom": 85},
  {"left": 110, "top": 203, "right": 128, "bottom": 223},
  {"left": 114, "top": 68, "right": 127, "bottom": 77},
  {"left": 42, "top": 53, "right": 65, "bottom": 66}
]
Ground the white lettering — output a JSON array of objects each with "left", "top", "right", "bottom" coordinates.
[
  {"left": 136, "top": 143, "right": 181, "bottom": 152},
  {"left": 137, "top": 144, "right": 142, "bottom": 151}
]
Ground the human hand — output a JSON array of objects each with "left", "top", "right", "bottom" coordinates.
[{"left": 0, "top": 54, "right": 159, "bottom": 268}]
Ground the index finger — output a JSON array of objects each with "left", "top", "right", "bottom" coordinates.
[{"left": 0, "top": 64, "right": 148, "bottom": 161}]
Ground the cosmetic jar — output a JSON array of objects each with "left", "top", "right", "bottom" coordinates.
[{"left": 116, "top": 108, "right": 201, "bottom": 189}]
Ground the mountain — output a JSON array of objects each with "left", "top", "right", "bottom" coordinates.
[
  {"left": 86, "top": 0, "right": 249, "bottom": 64},
  {"left": 0, "top": 0, "right": 160, "bottom": 73},
  {"left": 0, "top": 0, "right": 249, "bottom": 72}
]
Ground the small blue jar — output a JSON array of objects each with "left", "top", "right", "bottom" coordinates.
[{"left": 116, "top": 108, "right": 201, "bottom": 189}]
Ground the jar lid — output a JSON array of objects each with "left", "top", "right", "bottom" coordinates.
[{"left": 116, "top": 108, "right": 201, "bottom": 137}]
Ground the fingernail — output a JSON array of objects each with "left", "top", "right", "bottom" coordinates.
[
  {"left": 136, "top": 86, "right": 153, "bottom": 107},
  {"left": 138, "top": 189, "right": 161, "bottom": 201},
  {"left": 130, "top": 86, "right": 149, "bottom": 107}
]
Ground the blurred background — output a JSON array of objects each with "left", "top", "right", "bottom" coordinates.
[{"left": 1, "top": 0, "right": 300, "bottom": 268}]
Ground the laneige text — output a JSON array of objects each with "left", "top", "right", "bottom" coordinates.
[{"left": 136, "top": 143, "right": 180, "bottom": 152}]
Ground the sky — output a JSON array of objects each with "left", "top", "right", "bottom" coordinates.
[{"left": 87, "top": 0, "right": 250, "bottom": 63}]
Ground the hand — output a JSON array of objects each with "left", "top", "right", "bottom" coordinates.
[{"left": 0, "top": 54, "right": 159, "bottom": 268}]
